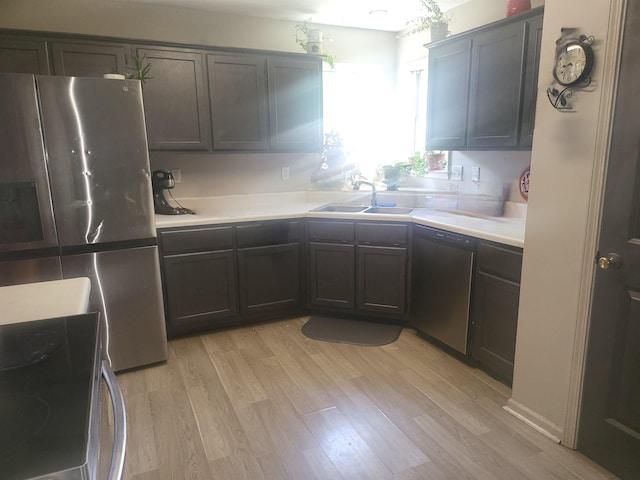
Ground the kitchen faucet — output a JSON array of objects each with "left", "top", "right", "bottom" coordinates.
[{"left": 354, "top": 180, "right": 377, "bottom": 206}]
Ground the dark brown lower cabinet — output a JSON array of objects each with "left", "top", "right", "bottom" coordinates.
[
  {"left": 237, "top": 243, "right": 301, "bottom": 316},
  {"left": 307, "top": 220, "right": 408, "bottom": 322},
  {"left": 471, "top": 241, "right": 523, "bottom": 384},
  {"left": 159, "top": 219, "right": 303, "bottom": 337},
  {"left": 357, "top": 245, "right": 407, "bottom": 316},
  {"left": 308, "top": 242, "right": 355, "bottom": 310},
  {"left": 163, "top": 250, "right": 238, "bottom": 337}
]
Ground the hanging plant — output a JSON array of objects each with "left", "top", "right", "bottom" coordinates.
[{"left": 295, "top": 19, "right": 336, "bottom": 68}]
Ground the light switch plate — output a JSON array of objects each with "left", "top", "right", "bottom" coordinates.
[
  {"left": 281, "top": 166, "right": 290, "bottom": 181},
  {"left": 451, "top": 165, "right": 463, "bottom": 181},
  {"left": 472, "top": 166, "right": 480, "bottom": 182}
]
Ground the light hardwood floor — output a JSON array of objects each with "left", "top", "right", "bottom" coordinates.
[{"left": 115, "top": 317, "right": 616, "bottom": 479}]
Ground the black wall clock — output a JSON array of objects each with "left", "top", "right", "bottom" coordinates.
[
  {"left": 553, "top": 38, "right": 595, "bottom": 86},
  {"left": 547, "top": 32, "right": 595, "bottom": 110}
]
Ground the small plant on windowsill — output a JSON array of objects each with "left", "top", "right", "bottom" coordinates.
[
  {"left": 295, "top": 19, "right": 336, "bottom": 68},
  {"left": 398, "top": 0, "right": 451, "bottom": 41}
]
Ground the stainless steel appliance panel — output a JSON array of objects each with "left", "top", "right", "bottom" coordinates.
[
  {"left": 61, "top": 245, "right": 167, "bottom": 372},
  {"left": 0, "top": 256, "right": 62, "bottom": 287},
  {"left": 411, "top": 225, "right": 475, "bottom": 354},
  {"left": 37, "top": 76, "right": 155, "bottom": 246},
  {"left": 0, "top": 73, "right": 58, "bottom": 253}
]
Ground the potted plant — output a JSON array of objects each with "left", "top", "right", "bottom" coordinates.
[
  {"left": 128, "top": 54, "right": 152, "bottom": 84},
  {"left": 295, "top": 19, "right": 336, "bottom": 68},
  {"left": 399, "top": 0, "right": 450, "bottom": 41}
]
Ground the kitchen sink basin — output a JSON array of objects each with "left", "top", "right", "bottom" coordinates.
[
  {"left": 312, "top": 204, "right": 368, "bottom": 213},
  {"left": 363, "top": 206, "right": 414, "bottom": 214}
]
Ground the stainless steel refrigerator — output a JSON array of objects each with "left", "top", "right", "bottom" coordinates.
[{"left": 0, "top": 73, "right": 167, "bottom": 372}]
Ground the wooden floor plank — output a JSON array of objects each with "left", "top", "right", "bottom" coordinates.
[
  {"left": 303, "top": 406, "right": 394, "bottom": 480},
  {"left": 116, "top": 317, "right": 616, "bottom": 480}
]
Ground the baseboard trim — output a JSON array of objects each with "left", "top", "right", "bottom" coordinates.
[{"left": 504, "top": 398, "right": 563, "bottom": 444}]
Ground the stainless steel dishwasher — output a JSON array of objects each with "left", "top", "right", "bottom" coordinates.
[{"left": 411, "top": 224, "right": 476, "bottom": 354}]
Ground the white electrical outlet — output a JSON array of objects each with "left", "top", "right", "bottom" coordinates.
[
  {"left": 171, "top": 168, "right": 182, "bottom": 183},
  {"left": 281, "top": 166, "right": 290, "bottom": 181},
  {"left": 472, "top": 166, "right": 481, "bottom": 182},
  {"left": 451, "top": 165, "right": 463, "bottom": 181}
]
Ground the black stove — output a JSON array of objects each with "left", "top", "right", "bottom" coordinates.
[{"left": 0, "top": 314, "right": 101, "bottom": 480}]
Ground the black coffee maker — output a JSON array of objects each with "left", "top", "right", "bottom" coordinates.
[{"left": 151, "top": 170, "right": 194, "bottom": 215}]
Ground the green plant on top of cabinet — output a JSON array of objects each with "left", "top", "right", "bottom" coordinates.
[
  {"left": 51, "top": 40, "right": 130, "bottom": 78},
  {"left": 0, "top": 35, "right": 50, "bottom": 74},
  {"left": 426, "top": 7, "right": 543, "bottom": 150},
  {"left": 136, "top": 46, "right": 212, "bottom": 151}
]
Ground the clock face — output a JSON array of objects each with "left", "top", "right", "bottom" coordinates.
[{"left": 554, "top": 41, "right": 593, "bottom": 86}]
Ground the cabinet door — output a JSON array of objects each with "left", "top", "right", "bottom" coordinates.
[
  {"left": 137, "top": 47, "right": 212, "bottom": 151},
  {"left": 237, "top": 243, "right": 301, "bottom": 315},
  {"left": 163, "top": 250, "right": 237, "bottom": 337},
  {"left": 267, "top": 56, "right": 323, "bottom": 152},
  {"left": 467, "top": 21, "right": 525, "bottom": 148},
  {"left": 0, "top": 37, "right": 50, "bottom": 74},
  {"left": 357, "top": 245, "right": 407, "bottom": 317},
  {"left": 308, "top": 242, "right": 355, "bottom": 310},
  {"left": 519, "top": 14, "right": 544, "bottom": 147},
  {"left": 426, "top": 38, "right": 471, "bottom": 149},
  {"left": 471, "top": 271, "right": 520, "bottom": 384},
  {"left": 51, "top": 41, "right": 129, "bottom": 77},
  {"left": 207, "top": 53, "right": 269, "bottom": 150}
]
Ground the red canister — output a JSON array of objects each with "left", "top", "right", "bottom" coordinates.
[{"left": 506, "top": 0, "right": 531, "bottom": 17}]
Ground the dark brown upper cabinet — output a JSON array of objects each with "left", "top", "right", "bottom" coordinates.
[
  {"left": 51, "top": 40, "right": 129, "bottom": 77},
  {"left": 519, "top": 14, "right": 543, "bottom": 147},
  {"left": 425, "top": 38, "right": 471, "bottom": 149},
  {"left": 207, "top": 53, "right": 269, "bottom": 151},
  {"left": 0, "top": 29, "right": 323, "bottom": 153},
  {"left": 136, "top": 46, "right": 212, "bottom": 151},
  {"left": 0, "top": 36, "right": 50, "bottom": 74},
  {"left": 426, "top": 7, "right": 543, "bottom": 151},
  {"left": 267, "top": 56, "right": 323, "bottom": 152}
]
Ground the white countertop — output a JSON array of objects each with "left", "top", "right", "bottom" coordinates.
[
  {"left": 0, "top": 277, "right": 92, "bottom": 325},
  {"left": 155, "top": 191, "right": 526, "bottom": 248}
]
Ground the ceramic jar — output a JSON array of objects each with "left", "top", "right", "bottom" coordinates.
[{"left": 506, "top": 0, "right": 531, "bottom": 17}]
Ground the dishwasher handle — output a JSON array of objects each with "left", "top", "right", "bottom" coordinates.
[{"left": 102, "top": 360, "right": 127, "bottom": 480}]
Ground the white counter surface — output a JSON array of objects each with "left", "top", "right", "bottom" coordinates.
[
  {"left": 0, "top": 277, "right": 92, "bottom": 325},
  {"left": 155, "top": 191, "right": 526, "bottom": 248}
]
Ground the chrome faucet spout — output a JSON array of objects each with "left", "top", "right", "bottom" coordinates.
[{"left": 354, "top": 180, "right": 377, "bottom": 206}]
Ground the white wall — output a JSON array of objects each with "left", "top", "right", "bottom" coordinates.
[
  {"left": 0, "top": 0, "right": 397, "bottom": 197},
  {"left": 509, "top": 0, "right": 624, "bottom": 444}
]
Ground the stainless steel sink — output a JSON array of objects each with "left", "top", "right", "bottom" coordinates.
[
  {"left": 363, "top": 206, "right": 414, "bottom": 214},
  {"left": 311, "top": 204, "right": 368, "bottom": 213}
]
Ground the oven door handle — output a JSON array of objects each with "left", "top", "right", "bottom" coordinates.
[{"left": 102, "top": 360, "right": 127, "bottom": 480}]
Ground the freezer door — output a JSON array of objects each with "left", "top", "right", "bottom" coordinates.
[
  {"left": 62, "top": 245, "right": 167, "bottom": 372},
  {"left": 37, "top": 76, "right": 155, "bottom": 246},
  {"left": 0, "top": 73, "right": 58, "bottom": 253},
  {"left": 0, "top": 256, "right": 62, "bottom": 287}
]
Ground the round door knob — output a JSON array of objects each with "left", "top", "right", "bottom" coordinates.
[{"left": 598, "top": 253, "right": 622, "bottom": 270}]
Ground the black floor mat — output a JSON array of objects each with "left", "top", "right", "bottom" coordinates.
[{"left": 301, "top": 316, "right": 402, "bottom": 346}]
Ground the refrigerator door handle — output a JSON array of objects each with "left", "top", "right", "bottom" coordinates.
[{"left": 102, "top": 360, "right": 127, "bottom": 480}]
